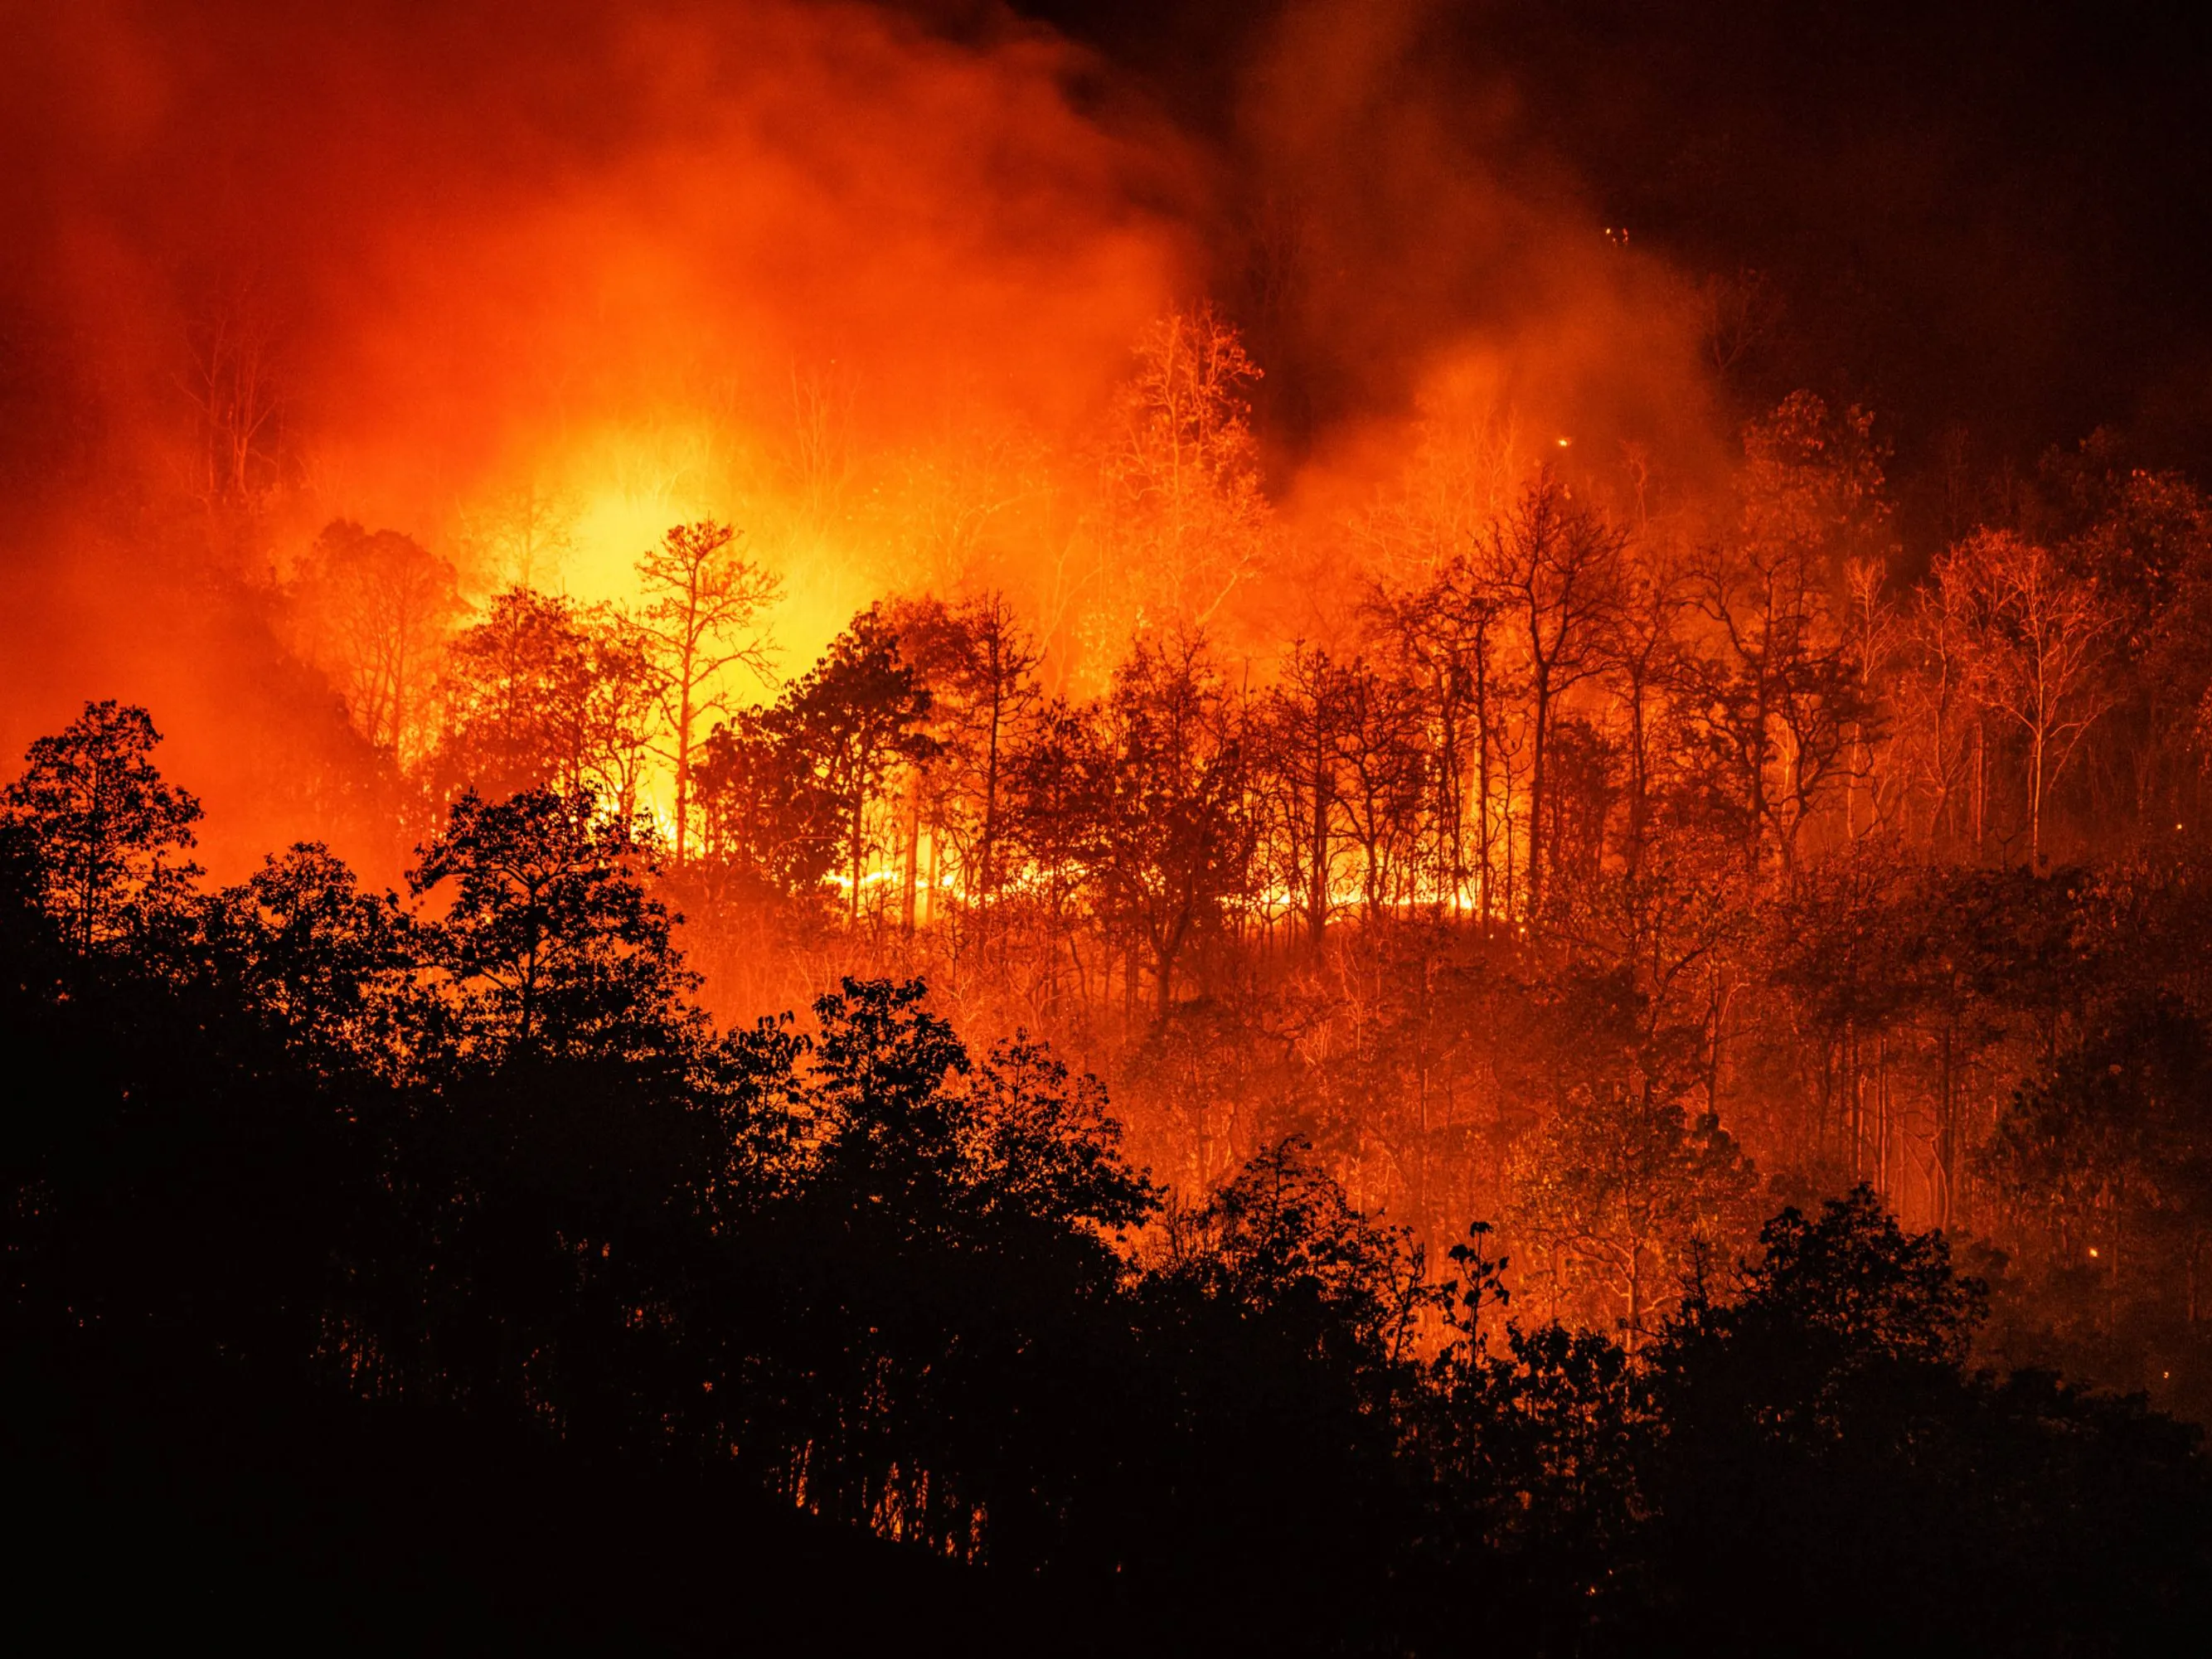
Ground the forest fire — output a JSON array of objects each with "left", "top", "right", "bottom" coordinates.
[{"left": 6, "top": 2, "right": 2212, "bottom": 1653}]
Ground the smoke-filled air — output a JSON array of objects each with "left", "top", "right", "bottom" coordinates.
[{"left": 7, "top": 2, "right": 2212, "bottom": 1652}]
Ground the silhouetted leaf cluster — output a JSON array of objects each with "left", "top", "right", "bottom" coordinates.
[{"left": 4, "top": 701, "right": 2208, "bottom": 1654}]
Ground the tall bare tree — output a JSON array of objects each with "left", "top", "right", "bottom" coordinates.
[
  {"left": 1486, "top": 469, "right": 1625, "bottom": 920},
  {"left": 1898, "top": 567, "right": 1986, "bottom": 851},
  {"left": 1253, "top": 643, "right": 1350, "bottom": 947},
  {"left": 895, "top": 593, "right": 1044, "bottom": 932},
  {"left": 177, "top": 278, "right": 288, "bottom": 513},
  {"left": 633, "top": 521, "right": 780, "bottom": 866},
  {"left": 454, "top": 471, "right": 579, "bottom": 592},
  {"left": 1686, "top": 395, "right": 1892, "bottom": 880},
  {"left": 1100, "top": 305, "right": 1271, "bottom": 637},
  {"left": 1940, "top": 530, "right": 2114, "bottom": 864}
]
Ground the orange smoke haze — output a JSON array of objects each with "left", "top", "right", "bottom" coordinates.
[{"left": 0, "top": 0, "right": 1724, "bottom": 875}]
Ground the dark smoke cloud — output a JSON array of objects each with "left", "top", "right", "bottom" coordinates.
[{"left": 1030, "top": 0, "right": 2212, "bottom": 478}]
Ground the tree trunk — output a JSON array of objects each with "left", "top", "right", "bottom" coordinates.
[
  {"left": 672, "top": 657, "right": 697, "bottom": 866},
  {"left": 1307, "top": 715, "right": 1330, "bottom": 948},
  {"left": 1474, "top": 634, "right": 1495, "bottom": 924},
  {"left": 1526, "top": 665, "right": 1552, "bottom": 920},
  {"left": 979, "top": 689, "right": 1002, "bottom": 941},
  {"left": 848, "top": 797, "right": 864, "bottom": 928},
  {"left": 900, "top": 768, "right": 921, "bottom": 935}
]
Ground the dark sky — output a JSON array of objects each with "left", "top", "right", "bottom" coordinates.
[{"left": 1005, "top": 0, "right": 2212, "bottom": 478}]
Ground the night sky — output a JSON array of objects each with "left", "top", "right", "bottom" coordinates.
[{"left": 1010, "top": 0, "right": 2212, "bottom": 476}]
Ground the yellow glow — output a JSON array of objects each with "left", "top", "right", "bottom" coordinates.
[{"left": 448, "top": 416, "right": 914, "bottom": 831}]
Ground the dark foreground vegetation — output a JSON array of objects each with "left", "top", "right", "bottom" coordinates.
[{"left": 4, "top": 701, "right": 2208, "bottom": 1654}]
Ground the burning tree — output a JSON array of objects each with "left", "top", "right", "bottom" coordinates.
[
  {"left": 883, "top": 592, "right": 1043, "bottom": 937},
  {"left": 289, "top": 520, "right": 462, "bottom": 765},
  {"left": 1096, "top": 305, "right": 1271, "bottom": 643},
  {"left": 1937, "top": 529, "right": 2114, "bottom": 865},
  {"left": 434, "top": 589, "right": 656, "bottom": 816},
  {"left": 1096, "top": 633, "right": 1251, "bottom": 1023},
  {"left": 1486, "top": 468, "right": 1627, "bottom": 919},
  {"left": 633, "top": 521, "right": 781, "bottom": 866}
]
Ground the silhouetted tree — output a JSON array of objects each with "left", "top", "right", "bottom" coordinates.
[
  {"left": 690, "top": 711, "right": 843, "bottom": 904},
  {"left": 410, "top": 786, "right": 700, "bottom": 1064},
  {"left": 773, "top": 608, "right": 937, "bottom": 926},
  {"left": 884, "top": 592, "right": 1042, "bottom": 935},
  {"left": 1097, "top": 633, "right": 1249, "bottom": 1022},
  {"left": 632, "top": 520, "right": 780, "bottom": 866},
  {"left": 2, "top": 700, "right": 202, "bottom": 955}
]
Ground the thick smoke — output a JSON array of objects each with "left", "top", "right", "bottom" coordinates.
[{"left": 0, "top": 0, "right": 1719, "bottom": 871}]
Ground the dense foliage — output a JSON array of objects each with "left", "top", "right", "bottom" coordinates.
[{"left": 5, "top": 703, "right": 2205, "bottom": 1652}]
